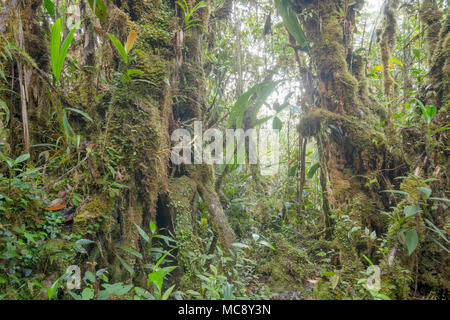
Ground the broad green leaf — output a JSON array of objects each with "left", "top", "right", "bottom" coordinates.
[
  {"left": 307, "top": 162, "right": 320, "bottom": 179},
  {"left": 84, "top": 271, "right": 95, "bottom": 283},
  {"left": 74, "top": 239, "right": 95, "bottom": 254},
  {"left": 404, "top": 205, "right": 420, "bottom": 217},
  {"left": 405, "top": 230, "right": 419, "bottom": 256},
  {"left": 156, "top": 266, "right": 177, "bottom": 278},
  {"left": 99, "top": 283, "right": 133, "bottom": 300},
  {"left": 288, "top": 164, "right": 298, "bottom": 177},
  {"left": 81, "top": 287, "right": 95, "bottom": 300},
  {"left": 108, "top": 33, "right": 128, "bottom": 64},
  {"left": 390, "top": 56, "right": 403, "bottom": 66},
  {"left": 148, "top": 271, "right": 163, "bottom": 289},
  {"left": 13, "top": 153, "right": 30, "bottom": 165},
  {"left": 417, "top": 187, "right": 432, "bottom": 198},
  {"left": 68, "top": 291, "right": 82, "bottom": 300},
  {"left": 275, "top": 0, "right": 309, "bottom": 50},
  {"left": 272, "top": 116, "right": 282, "bottom": 130},
  {"left": 369, "top": 290, "right": 391, "bottom": 300},
  {"left": 43, "top": 0, "right": 55, "bottom": 16},
  {"left": 88, "top": 0, "right": 107, "bottom": 22},
  {"left": 149, "top": 221, "right": 156, "bottom": 234},
  {"left": 426, "top": 106, "right": 436, "bottom": 120}
]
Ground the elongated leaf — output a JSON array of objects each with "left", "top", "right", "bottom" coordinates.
[
  {"left": 231, "top": 242, "right": 250, "bottom": 249},
  {"left": 275, "top": 0, "right": 309, "bottom": 50},
  {"left": 13, "top": 153, "right": 30, "bottom": 165},
  {"left": 47, "top": 279, "right": 59, "bottom": 300},
  {"left": 253, "top": 80, "right": 283, "bottom": 115},
  {"left": 380, "top": 190, "right": 410, "bottom": 196},
  {"left": 192, "top": 1, "right": 208, "bottom": 11},
  {"left": 127, "top": 69, "right": 144, "bottom": 76},
  {"left": 424, "top": 218, "right": 449, "bottom": 244},
  {"left": 154, "top": 249, "right": 174, "bottom": 271},
  {"left": 254, "top": 115, "right": 273, "bottom": 127},
  {"left": 88, "top": 0, "right": 107, "bottom": 22},
  {"left": 149, "top": 221, "right": 156, "bottom": 234},
  {"left": 119, "top": 246, "right": 143, "bottom": 260},
  {"left": 259, "top": 240, "right": 275, "bottom": 250},
  {"left": 307, "top": 162, "right": 320, "bottom": 179},
  {"left": 74, "top": 239, "right": 95, "bottom": 254},
  {"left": 426, "top": 235, "right": 450, "bottom": 254},
  {"left": 134, "top": 223, "right": 150, "bottom": 243},
  {"left": 108, "top": 33, "right": 128, "bottom": 64},
  {"left": 429, "top": 197, "right": 450, "bottom": 203},
  {"left": 175, "top": 1, "right": 187, "bottom": 14},
  {"left": 57, "top": 20, "right": 82, "bottom": 83},
  {"left": 115, "top": 253, "right": 135, "bottom": 277},
  {"left": 65, "top": 107, "right": 93, "bottom": 122},
  {"left": 390, "top": 56, "right": 403, "bottom": 66},
  {"left": 63, "top": 110, "right": 75, "bottom": 138},
  {"left": 125, "top": 30, "right": 137, "bottom": 54},
  {"left": 156, "top": 266, "right": 177, "bottom": 278},
  {"left": 162, "top": 284, "right": 175, "bottom": 300},
  {"left": 227, "top": 80, "right": 281, "bottom": 129},
  {"left": 0, "top": 99, "right": 9, "bottom": 124},
  {"left": 50, "top": 18, "right": 62, "bottom": 81}
]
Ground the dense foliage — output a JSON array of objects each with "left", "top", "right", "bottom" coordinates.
[{"left": 0, "top": 0, "right": 448, "bottom": 300}]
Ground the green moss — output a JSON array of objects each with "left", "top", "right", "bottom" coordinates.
[
  {"left": 73, "top": 195, "right": 112, "bottom": 233},
  {"left": 257, "top": 233, "right": 310, "bottom": 291},
  {"left": 167, "top": 176, "right": 203, "bottom": 291},
  {"left": 313, "top": 278, "right": 335, "bottom": 300}
]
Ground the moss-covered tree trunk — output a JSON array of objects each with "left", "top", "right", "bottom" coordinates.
[{"left": 294, "top": 0, "right": 405, "bottom": 265}]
